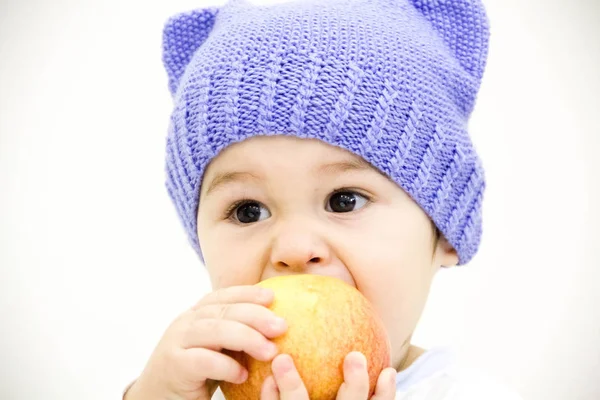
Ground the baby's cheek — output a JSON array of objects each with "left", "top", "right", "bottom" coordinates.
[
  {"left": 207, "top": 261, "right": 259, "bottom": 289},
  {"left": 349, "top": 254, "right": 429, "bottom": 343}
]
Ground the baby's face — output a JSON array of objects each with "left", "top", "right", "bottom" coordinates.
[{"left": 197, "top": 135, "right": 458, "bottom": 369}]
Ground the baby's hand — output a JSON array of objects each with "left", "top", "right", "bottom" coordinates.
[
  {"left": 261, "top": 352, "right": 397, "bottom": 399},
  {"left": 124, "top": 285, "right": 287, "bottom": 400}
]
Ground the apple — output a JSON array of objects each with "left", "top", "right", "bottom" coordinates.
[{"left": 220, "top": 274, "right": 391, "bottom": 399}]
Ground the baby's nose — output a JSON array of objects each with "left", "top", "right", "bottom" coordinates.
[{"left": 269, "top": 228, "right": 332, "bottom": 272}]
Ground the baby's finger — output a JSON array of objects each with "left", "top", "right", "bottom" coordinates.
[
  {"left": 193, "top": 303, "right": 287, "bottom": 338},
  {"left": 181, "top": 347, "right": 248, "bottom": 384},
  {"left": 336, "top": 352, "right": 369, "bottom": 400},
  {"left": 193, "top": 286, "right": 274, "bottom": 309},
  {"left": 260, "top": 375, "right": 280, "bottom": 400},
  {"left": 370, "top": 367, "right": 397, "bottom": 400},
  {"left": 182, "top": 319, "right": 278, "bottom": 361},
  {"left": 271, "top": 354, "right": 309, "bottom": 400}
]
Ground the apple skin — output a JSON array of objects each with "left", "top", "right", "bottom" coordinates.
[{"left": 220, "top": 274, "right": 392, "bottom": 400}]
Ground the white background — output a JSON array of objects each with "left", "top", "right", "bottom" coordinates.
[{"left": 1, "top": 0, "right": 599, "bottom": 399}]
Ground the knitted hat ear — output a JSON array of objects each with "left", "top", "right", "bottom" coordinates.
[
  {"left": 408, "top": 0, "right": 490, "bottom": 80},
  {"left": 161, "top": 8, "right": 220, "bottom": 96}
]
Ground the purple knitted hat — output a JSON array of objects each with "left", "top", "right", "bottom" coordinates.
[{"left": 161, "top": 0, "right": 490, "bottom": 265}]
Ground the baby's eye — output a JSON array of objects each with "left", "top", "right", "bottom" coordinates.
[
  {"left": 231, "top": 201, "right": 271, "bottom": 224},
  {"left": 326, "top": 191, "right": 369, "bottom": 213}
]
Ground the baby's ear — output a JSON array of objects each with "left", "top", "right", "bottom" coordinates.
[
  {"left": 408, "top": 0, "right": 490, "bottom": 80},
  {"left": 161, "top": 8, "right": 220, "bottom": 96},
  {"left": 436, "top": 235, "right": 459, "bottom": 268}
]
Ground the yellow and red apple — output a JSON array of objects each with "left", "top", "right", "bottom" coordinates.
[{"left": 220, "top": 274, "right": 391, "bottom": 400}]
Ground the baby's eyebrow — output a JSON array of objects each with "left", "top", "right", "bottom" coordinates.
[
  {"left": 316, "top": 158, "right": 385, "bottom": 177},
  {"left": 315, "top": 158, "right": 373, "bottom": 175},
  {"left": 204, "top": 171, "right": 261, "bottom": 196}
]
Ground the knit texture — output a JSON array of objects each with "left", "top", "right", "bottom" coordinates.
[{"left": 161, "top": 0, "right": 490, "bottom": 265}]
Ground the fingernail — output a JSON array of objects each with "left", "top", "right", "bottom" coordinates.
[
  {"left": 260, "top": 288, "right": 274, "bottom": 302},
  {"left": 263, "top": 341, "right": 278, "bottom": 358},
  {"left": 389, "top": 369, "right": 396, "bottom": 385},
  {"left": 352, "top": 353, "right": 366, "bottom": 369},
  {"left": 238, "top": 368, "right": 248, "bottom": 383},
  {"left": 269, "top": 317, "right": 287, "bottom": 331},
  {"left": 278, "top": 355, "right": 293, "bottom": 374}
]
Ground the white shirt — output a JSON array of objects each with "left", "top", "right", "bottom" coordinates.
[{"left": 395, "top": 347, "right": 523, "bottom": 399}]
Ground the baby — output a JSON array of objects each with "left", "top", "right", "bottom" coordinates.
[{"left": 124, "top": 0, "right": 522, "bottom": 398}]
